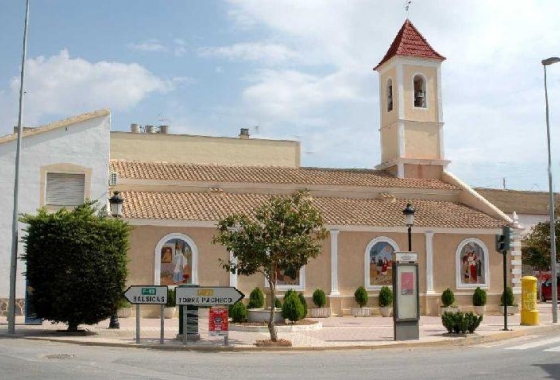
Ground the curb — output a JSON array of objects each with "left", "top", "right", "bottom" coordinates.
[
  {"left": 1, "top": 324, "right": 556, "bottom": 352},
  {"left": 230, "top": 321, "right": 322, "bottom": 332}
]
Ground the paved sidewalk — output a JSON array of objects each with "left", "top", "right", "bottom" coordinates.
[{"left": 1, "top": 303, "right": 559, "bottom": 351}]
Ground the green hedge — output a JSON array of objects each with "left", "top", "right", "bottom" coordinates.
[{"left": 441, "top": 311, "right": 483, "bottom": 334}]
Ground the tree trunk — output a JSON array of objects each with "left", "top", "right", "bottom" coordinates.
[
  {"left": 67, "top": 321, "right": 79, "bottom": 332},
  {"left": 267, "top": 275, "right": 278, "bottom": 342}
]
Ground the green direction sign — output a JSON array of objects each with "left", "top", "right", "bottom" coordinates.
[{"left": 124, "top": 285, "right": 168, "bottom": 304}]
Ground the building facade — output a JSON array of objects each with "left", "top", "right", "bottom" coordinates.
[
  {"left": 0, "top": 110, "right": 111, "bottom": 314},
  {"left": 2, "top": 20, "right": 524, "bottom": 318},
  {"left": 109, "top": 20, "right": 520, "bottom": 316}
]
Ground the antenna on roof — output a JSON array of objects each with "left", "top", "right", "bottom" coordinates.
[{"left": 405, "top": 0, "right": 412, "bottom": 17}]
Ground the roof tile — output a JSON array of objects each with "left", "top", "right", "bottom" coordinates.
[
  {"left": 111, "top": 160, "right": 458, "bottom": 190},
  {"left": 122, "top": 191, "right": 503, "bottom": 229},
  {"left": 374, "top": 19, "right": 445, "bottom": 70}
]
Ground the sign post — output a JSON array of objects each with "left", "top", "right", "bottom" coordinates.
[
  {"left": 176, "top": 286, "right": 244, "bottom": 346},
  {"left": 392, "top": 252, "right": 420, "bottom": 341},
  {"left": 124, "top": 285, "right": 168, "bottom": 344}
]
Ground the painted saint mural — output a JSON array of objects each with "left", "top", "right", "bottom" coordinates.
[
  {"left": 459, "top": 242, "right": 485, "bottom": 285},
  {"left": 276, "top": 267, "right": 300, "bottom": 286},
  {"left": 160, "top": 238, "right": 192, "bottom": 286},
  {"left": 369, "top": 242, "right": 394, "bottom": 286}
]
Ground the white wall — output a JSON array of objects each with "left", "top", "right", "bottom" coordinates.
[
  {"left": 0, "top": 113, "right": 111, "bottom": 299},
  {"left": 509, "top": 213, "right": 548, "bottom": 236}
]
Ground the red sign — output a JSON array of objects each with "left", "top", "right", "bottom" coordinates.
[{"left": 209, "top": 308, "right": 228, "bottom": 336}]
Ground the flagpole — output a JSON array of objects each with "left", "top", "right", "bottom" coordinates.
[{"left": 8, "top": 0, "right": 30, "bottom": 334}]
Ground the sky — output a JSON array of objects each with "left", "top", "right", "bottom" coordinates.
[{"left": 1, "top": 0, "right": 560, "bottom": 192}]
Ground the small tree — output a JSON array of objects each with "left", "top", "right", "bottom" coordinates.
[
  {"left": 20, "top": 202, "right": 130, "bottom": 332},
  {"left": 247, "top": 287, "right": 265, "bottom": 309},
  {"left": 229, "top": 302, "right": 247, "bottom": 323},
  {"left": 472, "top": 287, "right": 487, "bottom": 306},
  {"left": 500, "top": 287, "right": 515, "bottom": 306},
  {"left": 378, "top": 286, "right": 393, "bottom": 307},
  {"left": 282, "top": 291, "right": 304, "bottom": 323},
  {"left": 312, "top": 289, "right": 327, "bottom": 308},
  {"left": 441, "top": 288, "right": 455, "bottom": 307},
  {"left": 354, "top": 286, "right": 369, "bottom": 308},
  {"left": 298, "top": 293, "right": 308, "bottom": 318},
  {"left": 166, "top": 288, "right": 176, "bottom": 307},
  {"left": 213, "top": 190, "right": 328, "bottom": 342},
  {"left": 522, "top": 213, "right": 560, "bottom": 271}
]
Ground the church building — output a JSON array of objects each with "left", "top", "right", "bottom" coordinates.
[
  {"left": 0, "top": 20, "right": 521, "bottom": 317},
  {"left": 109, "top": 19, "right": 519, "bottom": 316}
]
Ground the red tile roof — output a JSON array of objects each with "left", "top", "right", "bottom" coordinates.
[
  {"left": 121, "top": 190, "right": 504, "bottom": 229},
  {"left": 374, "top": 19, "right": 446, "bottom": 70},
  {"left": 110, "top": 160, "right": 458, "bottom": 190},
  {"left": 475, "top": 188, "right": 560, "bottom": 215}
]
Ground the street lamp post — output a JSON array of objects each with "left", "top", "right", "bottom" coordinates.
[
  {"left": 108, "top": 191, "right": 124, "bottom": 329},
  {"left": 403, "top": 203, "right": 415, "bottom": 252},
  {"left": 542, "top": 57, "right": 560, "bottom": 324}
]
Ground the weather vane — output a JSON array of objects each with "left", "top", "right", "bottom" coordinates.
[{"left": 405, "top": 0, "right": 412, "bottom": 17}]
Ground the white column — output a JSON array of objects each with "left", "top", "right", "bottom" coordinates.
[
  {"left": 510, "top": 229, "right": 523, "bottom": 294},
  {"left": 229, "top": 251, "right": 238, "bottom": 288},
  {"left": 425, "top": 231, "right": 435, "bottom": 294},
  {"left": 330, "top": 229, "right": 340, "bottom": 296},
  {"left": 510, "top": 212, "right": 523, "bottom": 294}
]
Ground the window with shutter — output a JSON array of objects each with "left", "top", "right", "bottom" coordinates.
[{"left": 46, "top": 173, "right": 85, "bottom": 206}]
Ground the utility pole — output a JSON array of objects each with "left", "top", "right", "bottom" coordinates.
[{"left": 8, "top": 0, "right": 30, "bottom": 334}]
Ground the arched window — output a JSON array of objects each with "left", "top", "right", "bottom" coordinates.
[
  {"left": 154, "top": 233, "right": 198, "bottom": 286},
  {"left": 413, "top": 75, "right": 426, "bottom": 108},
  {"left": 387, "top": 78, "right": 393, "bottom": 112},
  {"left": 364, "top": 237, "right": 399, "bottom": 289},
  {"left": 455, "top": 238, "right": 489, "bottom": 289}
]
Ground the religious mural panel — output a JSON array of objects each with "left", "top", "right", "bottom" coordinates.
[
  {"left": 459, "top": 242, "right": 485, "bottom": 285},
  {"left": 369, "top": 241, "right": 394, "bottom": 286},
  {"left": 160, "top": 238, "right": 192, "bottom": 286},
  {"left": 276, "top": 267, "right": 300, "bottom": 286}
]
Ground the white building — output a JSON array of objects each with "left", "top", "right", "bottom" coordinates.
[{"left": 0, "top": 109, "right": 111, "bottom": 314}]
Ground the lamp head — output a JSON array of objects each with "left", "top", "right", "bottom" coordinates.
[
  {"left": 403, "top": 203, "right": 415, "bottom": 227},
  {"left": 542, "top": 57, "right": 560, "bottom": 66},
  {"left": 108, "top": 191, "right": 124, "bottom": 218}
]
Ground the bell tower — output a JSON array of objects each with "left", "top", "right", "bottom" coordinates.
[{"left": 374, "top": 19, "right": 449, "bottom": 179}]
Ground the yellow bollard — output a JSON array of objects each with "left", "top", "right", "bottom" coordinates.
[{"left": 521, "top": 276, "right": 539, "bottom": 326}]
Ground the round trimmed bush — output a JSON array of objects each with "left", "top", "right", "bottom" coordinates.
[
  {"left": 283, "top": 288, "right": 298, "bottom": 301},
  {"left": 378, "top": 286, "right": 393, "bottom": 307},
  {"left": 312, "top": 289, "right": 327, "bottom": 308},
  {"left": 473, "top": 287, "right": 487, "bottom": 306},
  {"left": 298, "top": 293, "right": 308, "bottom": 317},
  {"left": 354, "top": 286, "right": 368, "bottom": 308},
  {"left": 441, "top": 288, "right": 455, "bottom": 307},
  {"left": 247, "top": 287, "right": 264, "bottom": 309},
  {"left": 229, "top": 302, "right": 247, "bottom": 323},
  {"left": 282, "top": 291, "right": 304, "bottom": 322},
  {"left": 166, "top": 288, "right": 176, "bottom": 307},
  {"left": 274, "top": 297, "right": 282, "bottom": 308},
  {"left": 500, "top": 287, "right": 515, "bottom": 306}
]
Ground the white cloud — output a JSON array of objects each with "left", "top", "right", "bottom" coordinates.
[
  {"left": 172, "top": 76, "right": 196, "bottom": 86},
  {"left": 6, "top": 49, "right": 171, "bottom": 127},
  {"left": 219, "top": 0, "right": 560, "bottom": 190},
  {"left": 127, "top": 39, "right": 168, "bottom": 52},
  {"left": 242, "top": 68, "right": 368, "bottom": 120},
  {"left": 174, "top": 46, "right": 187, "bottom": 57},
  {"left": 199, "top": 42, "right": 299, "bottom": 64}
]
